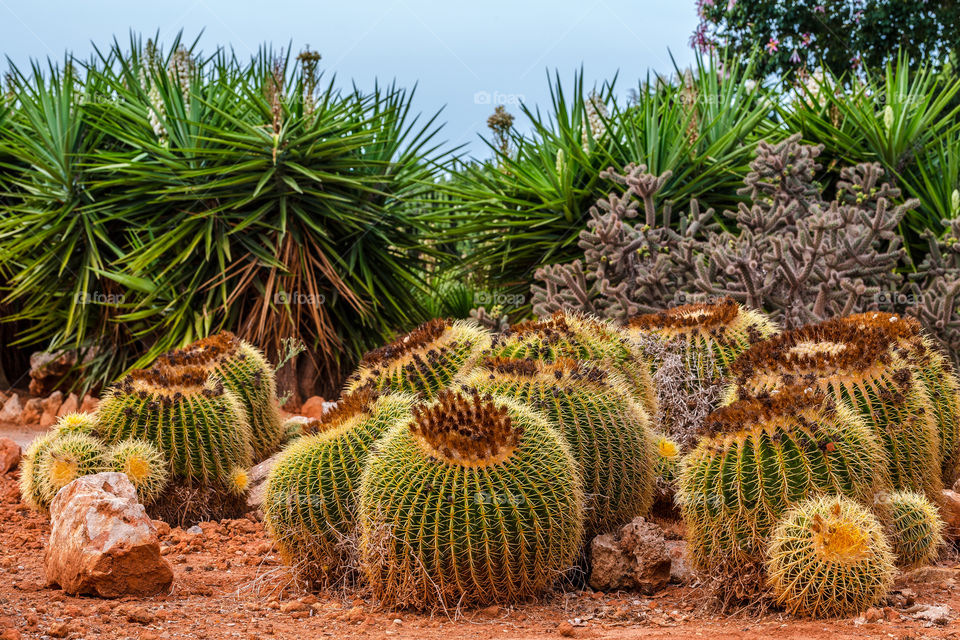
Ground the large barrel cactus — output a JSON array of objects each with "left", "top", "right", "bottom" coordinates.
[
  {"left": 157, "top": 331, "right": 283, "bottom": 461},
  {"left": 679, "top": 387, "right": 888, "bottom": 573},
  {"left": 765, "top": 495, "right": 895, "bottom": 618},
  {"left": 840, "top": 312, "right": 960, "bottom": 485},
  {"left": 887, "top": 491, "right": 944, "bottom": 569},
  {"left": 264, "top": 390, "right": 415, "bottom": 586},
  {"left": 627, "top": 298, "right": 778, "bottom": 381},
  {"left": 490, "top": 311, "right": 656, "bottom": 416},
  {"left": 730, "top": 320, "right": 941, "bottom": 499},
  {"left": 359, "top": 390, "right": 584, "bottom": 609},
  {"left": 345, "top": 319, "right": 492, "bottom": 398},
  {"left": 96, "top": 365, "right": 253, "bottom": 488},
  {"left": 462, "top": 357, "right": 654, "bottom": 537}
]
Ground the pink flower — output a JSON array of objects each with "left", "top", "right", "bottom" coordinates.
[
  {"left": 801, "top": 32, "right": 812, "bottom": 45},
  {"left": 790, "top": 50, "right": 801, "bottom": 64},
  {"left": 815, "top": 5, "right": 825, "bottom": 13},
  {"left": 766, "top": 38, "right": 779, "bottom": 53}
]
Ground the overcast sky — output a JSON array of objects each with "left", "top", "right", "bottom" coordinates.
[{"left": 0, "top": 0, "right": 699, "bottom": 157}]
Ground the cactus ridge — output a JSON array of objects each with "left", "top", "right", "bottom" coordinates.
[
  {"left": 628, "top": 299, "right": 779, "bottom": 380},
  {"left": 887, "top": 491, "right": 944, "bottom": 569},
  {"left": 462, "top": 357, "right": 654, "bottom": 537},
  {"left": 840, "top": 312, "right": 960, "bottom": 485},
  {"left": 106, "top": 439, "right": 170, "bottom": 506},
  {"left": 492, "top": 310, "right": 656, "bottom": 415},
  {"left": 158, "top": 332, "right": 284, "bottom": 461},
  {"left": 263, "top": 391, "right": 416, "bottom": 585},
  {"left": 359, "top": 392, "right": 584, "bottom": 609},
  {"left": 345, "top": 319, "right": 492, "bottom": 398},
  {"left": 765, "top": 495, "right": 895, "bottom": 618},
  {"left": 37, "top": 433, "right": 107, "bottom": 507},
  {"left": 679, "top": 387, "right": 889, "bottom": 571},
  {"left": 19, "top": 431, "right": 60, "bottom": 511},
  {"left": 95, "top": 364, "right": 253, "bottom": 488},
  {"left": 731, "top": 320, "right": 941, "bottom": 499}
]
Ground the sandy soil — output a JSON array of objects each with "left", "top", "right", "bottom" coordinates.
[{"left": 2, "top": 428, "right": 960, "bottom": 640}]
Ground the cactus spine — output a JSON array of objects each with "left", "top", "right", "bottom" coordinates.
[
  {"left": 462, "top": 357, "right": 654, "bottom": 537},
  {"left": 359, "top": 391, "right": 584, "bottom": 609},
  {"left": 628, "top": 299, "right": 778, "bottom": 381},
  {"left": 158, "top": 332, "right": 284, "bottom": 461},
  {"left": 106, "top": 440, "right": 170, "bottom": 506},
  {"left": 840, "top": 312, "right": 960, "bottom": 485},
  {"left": 679, "top": 387, "right": 889, "bottom": 573},
  {"left": 887, "top": 491, "right": 944, "bottom": 569},
  {"left": 345, "top": 319, "right": 492, "bottom": 398},
  {"left": 95, "top": 365, "right": 253, "bottom": 488},
  {"left": 731, "top": 320, "right": 942, "bottom": 499},
  {"left": 264, "top": 390, "right": 415, "bottom": 586},
  {"left": 765, "top": 495, "right": 895, "bottom": 618},
  {"left": 491, "top": 311, "right": 656, "bottom": 416},
  {"left": 54, "top": 412, "right": 99, "bottom": 436},
  {"left": 37, "top": 433, "right": 107, "bottom": 507},
  {"left": 20, "top": 431, "right": 60, "bottom": 510}
]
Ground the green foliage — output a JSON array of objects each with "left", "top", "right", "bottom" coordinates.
[
  {"left": 37, "top": 433, "right": 107, "bottom": 508},
  {"left": 106, "top": 439, "right": 170, "bottom": 506},
  {"left": 263, "top": 391, "right": 415, "bottom": 586},
  {"left": 463, "top": 358, "right": 654, "bottom": 538},
  {"left": 679, "top": 388, "right": 888, "bottom": 573},
  {"left": 358, "top": 391, "right": 583, "bottom": 609},
  {"left": 887, "top": 491, "right": 944, "bottom": 569},
  {"left": 765, "top": 495, "right": 895, "bottom": 618}
]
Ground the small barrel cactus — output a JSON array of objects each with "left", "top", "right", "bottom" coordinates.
[
  {"left": 54, "top": 412, "right": 99, "bottom": 436},
  {"left": 345, "top": 319, "right": 492, "bottom": 398},
  {"left": 37, "top": 433, "right": 107, "bottom": 507},
  {"left": 96, "top": 365, "right": 253, "bottom": 489},
  {"left": 627, "top": 298, "right": 778, "bottom": 381},
  {"left": 766, "top": 495, "right": 895, "bottom": 618},
  {"left": 887, "top": 491, "right": 944, "bottom": 569},
  {"left": 19, "top": 431, "right": 61, "bottom": 510},
  {"left": 731, "top": 319, "right": 941, "bottom": 499},
  {"left": 106, "top": 440, "right": 170, "bottom": 506},
  {"left": 840, "top": 312, "right": 960, "bottom": 485},
  {"left": 490, "top": 311, "right": 656, "bottom": 416},
  {"left": 679, "top": 387, "right": 889, "bottom": 572},
  {"left": 359, "top": 390, "right": 584, "bottom": 609},
  {"left": 462, "top": 357, "right": 654, "bottom": 537},
  {"left": 157, "top": 331, "right": 283, "bottom": 461},
  {"left": 264, "top": 390, "right": 416, "bottom": 586}
]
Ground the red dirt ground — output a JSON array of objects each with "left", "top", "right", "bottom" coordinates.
[{"left": 1, "top": 426, "right": 960, "bottom": 639}]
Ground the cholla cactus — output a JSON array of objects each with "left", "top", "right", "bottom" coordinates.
[
  {"left": 887, "top": 491, "right": 944, "bottom": 569},
  {"left": 359, "top": 391, "right": 583, "bottom": 609},
  {"left": 765, "top": 495, "right": 895, "bottom": 618}
]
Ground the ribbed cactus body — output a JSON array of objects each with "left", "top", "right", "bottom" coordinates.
[
  {"left": 96, "top": 366, "right": 253, "bottom": 488},
  {"left": 37, "top": 433, "right": 107, "bottom": 507},
  {"left": 679, "top": 388, "right": 888, "bottom": 572},
  {"left": 731, "top": 320, "right": 941, "bottom": 499},
  {"left": 462, "top": 358, "right": 653, "bottom": 538},
  {"left": 53, "top": 412, "right": 99, "bottom": 437},
  {"left": 345, "top": 319, "right": 492, "bottom": 398},
  {"left": 765, "top": 496, "right": 895, "bottom": 618},
  {"left": 490, "top": 311, "right": 656, "bottom": 416},
  {"left": 264, "top": 391, "right": 415, "bottom": 585},
  {"left": 840, "top": 313, "right": 960, "bottom": 485},
  {"left": 887, "top": 491, "right": 944, "bottom": 569},
  {"left": 158, "top": 332, "right": 283, "bottom": 461},
  {"left": 106, "top": 440, "right": 170, "bottom": 506},
  {"left": 359, "top": 391, "right": 584, "bottom": 609},
  {"left": 628, "top": 299, "right": 778, "bottom": 381},
  {"left": 19, "top": 431, "right": 60, "bottom": 510}
]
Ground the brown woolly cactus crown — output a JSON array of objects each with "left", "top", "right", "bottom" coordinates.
[
  {"left": 158, "top": 331, "right": 241, "bottom": 368},
  {"left": 358, "top": 318, "right": 449, "bottom": 368},
  {"left": 125, "top": 364, "right": 222, "bottom": 396},
  {"left": 478, "top": 355, "right": 609, "bottom": 384},
  {"left": 310, "top": 387, "right": 378, "bottom": 436},
  {"left": 410, "top": 390, "right": 522, "bottom": 467},
  {"left": 700, "top": 386, "right": 838, "bottom": 439},
  {"left": 630, "top": 298, "right": 742, "bottom": 333}
]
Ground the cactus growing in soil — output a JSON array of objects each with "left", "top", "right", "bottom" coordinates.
[
  {"left": 345, "top": 319, "right": 492, "bottom": 398},
  {"left": 887, "top": 491, "right": 944, "bottom": 569},
  {"left": 765, "top": 495, "right": 895, "bottom": 618},
  {"left": 359, "top": 390, "right": 584, "bottom": 609},
  {"left": 627, "top": 298, "right": 778, "bottom": 381},
  {"left": 839, "top": 312, "right": 960, "bottom": 485},
  {"left": 19, "top": 431, "right": 60, "bottom": 510},
  {"left": 730, "top": 320, "right": 941, "bottom": 499},
  {"left": 462, "top": 357, "right": 654, "bottom": 537},
  {"left": 679, "top": 387, "right": 889, "bottom": 572},
  {"left": 490, "top": 311, "right": 656, "bottom": 415},
  {"left": 96, "top": 365, "right": 253, "bottom": 488},
  {"left": 264, "top": 390, "right": 415, "bottom": 586},
  {"left": 106, "top": 440, "right": 170, "bottom": 506},
  {"left": 157, "top": 331, "right": 283, "bottom": 461},
  {"left": 37, "top": 433, "right": 107, "bottom": 507}
]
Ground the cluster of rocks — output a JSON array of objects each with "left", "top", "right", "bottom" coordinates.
[{"left": 0, "top": 390, "right": 98, "bottom": 428}]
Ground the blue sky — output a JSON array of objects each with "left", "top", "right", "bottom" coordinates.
[{"left": 0, "top": 0, "right": 698, "bottom": 157}]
